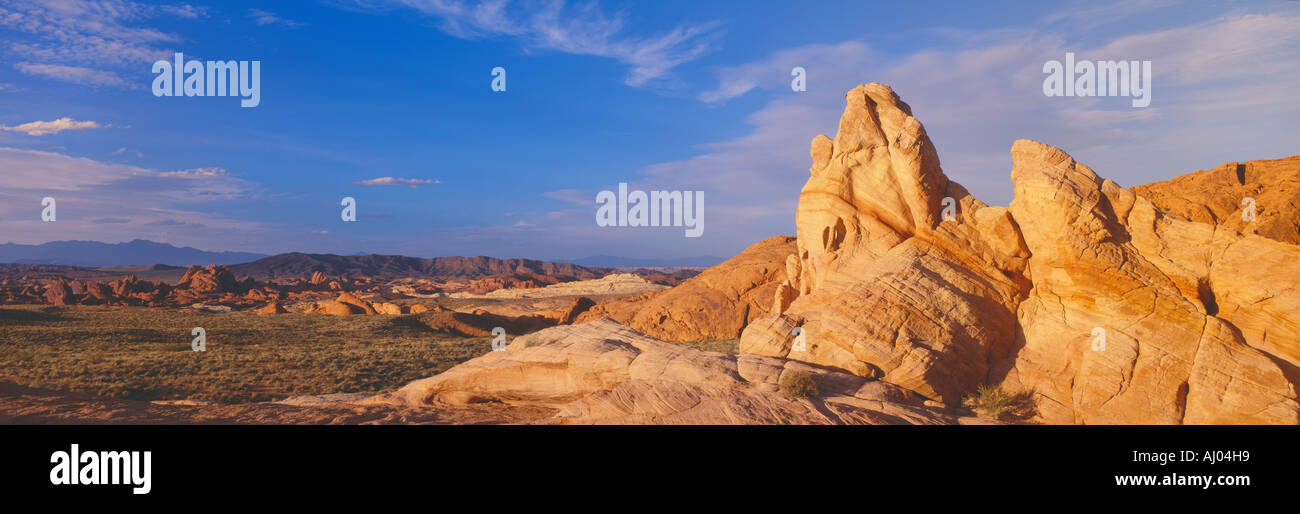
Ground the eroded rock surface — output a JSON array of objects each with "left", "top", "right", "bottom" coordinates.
[
  {"left": 1132, "top": 156, "right": 1300, "bottom": 245},
  {"left": 1000, "top": 140, "right": 1298, "bottom": 424},
  {"left": 739, "top": 84, "right": 1030, "bottom": 404},
  {"left": 368, "top": 319, "right": 966, "bottom": 425},
  {"left": 732, "top": 83, "right": 1299, "bottom": 423},
  {"left": 575, "top": 236, "right": 797, "bottom": 342}
]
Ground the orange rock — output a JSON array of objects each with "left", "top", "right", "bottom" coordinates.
[
  {"left": 1132, "top": 156, "right": 1300, "bottom": 245},
  {"left": 576, "top": 236, "right": 798, "bottom": 342},
  {"left": 740, "top": 84, "right": 1029, "bottom": 404},
  {"left": 255, "top": 302, "right": 287, "bottom": 315},
  {"left": 335, "top": 292, "right": 377, "bottom": 315}
]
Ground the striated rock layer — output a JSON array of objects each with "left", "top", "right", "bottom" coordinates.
[
  {"left": 1001, "top": 140, "right": 1298, "bottom": 424},
  {"left": 575, "top": 236, "right": 797, "bottom": 342},
  {"left": 368, "top": 319, "right": 967, "bottom": 425},
  {"left": 740, "top": 84, "right": 1030, "bottom": 405},
  {"left": 386, "top": 83, "right": 1297, "bottom": 425},
  {"left": 1132, "top": 156, "right": 1300, "bottom": 245},
  {"left": 737, "top": 83, "right": 1298, "bottom": 424}
]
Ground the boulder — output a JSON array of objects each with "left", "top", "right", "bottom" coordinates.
[
  {"left": 255, "top": 302, "right": 287, "bottom": 315},
  {"left": 576, "top": 236, "right": 798, "bottom": 341},
  {"left": 367, "top": 319, "right": 961, "bottom": 425}
]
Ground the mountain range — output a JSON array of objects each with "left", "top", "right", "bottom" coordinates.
[
  {"left": 0, "top": 240, "right": 723, "bottom": 271},
  {"left": 0, "top": 240, "right": 267, "bottom": 268}
]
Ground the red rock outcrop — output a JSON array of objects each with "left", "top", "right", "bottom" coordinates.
[
  {"left": 176, "top": 265, "right": 241, "bottom": 294},
  {"left": 575, "top": 236, "right": 798, "bottom": 342},
  {"left": 1132, "top": 156, "right": 1300, "bottom": 245}
]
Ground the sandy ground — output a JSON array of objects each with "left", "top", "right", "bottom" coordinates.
[{"left": 0, "top": 379, "right": 551, "bottom": 425}]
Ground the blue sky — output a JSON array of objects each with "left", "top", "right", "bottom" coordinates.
[{"left": 0, "top": 0, "right": 1297, "bottom": 261}]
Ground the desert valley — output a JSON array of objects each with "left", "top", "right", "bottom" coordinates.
[{"left": 2, "top": 84, "right": 1297, "bottom": 425}]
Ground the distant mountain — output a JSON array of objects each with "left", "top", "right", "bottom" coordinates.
[
  {"left": 565, "top": 255, "right": 726, "bottom": 268},
  {"left": 228, "top": 253, "right": 607, "bottom": 280},
  {"left": 0, "top": 240, "right": 268, "bottom": 268}
]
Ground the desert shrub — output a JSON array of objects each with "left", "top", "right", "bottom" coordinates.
[
  {"left": 965, "top": 383, "right": 1013, "bottom": 420},
  {"left": 778, "top": 370, "right": 819, "bottom": 399}
]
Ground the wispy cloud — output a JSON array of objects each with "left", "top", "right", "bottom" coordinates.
[
  {"left": 0, "top": 147, "right": 265, "bottom": 247},
  {"left": 349, "top": 0, "right": 720, "bottom": 86},
  {"left": 349, "top": 177, "right": 437, "bottom": 188},
  {"left": 13, "top": 63, "right": 133, "bottom": 88},
  {"left": 248, "top": 8, "right": 305, "bottom": 27},
  {"left": 1, "top": 117, "right": 106, "bottom": 136},
  {"left": 0, "top": 0, "right": 193, "bottom": 89},
  {"left": 541, "top": 189, "right": 590, "bottom": 206},
  {"left": 1042, "top": 0, "right": 1179, "bottom": 31},
  {"left": 680, "top": 8, "right": 1300, "bottom": 214}
]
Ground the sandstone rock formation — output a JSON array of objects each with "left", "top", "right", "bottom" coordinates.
[
  {"left": 1132, "top": 156, "right": 1300, "bottom": 245},
  {"left": 368, "top": 319, "right": 964, "bottom": 424},
  {"left": 405, "top": 310, "right": 555, "bottom": 337},
  {"left": 731, "top": 82, "right": 1299, "bottom": 424},
  {"left": 453, "top": 273, "right": 667, "bottom": 299},
  {"left": 371, "top": 302, "right": 405, "bottom": 315},
  {"left": 575, "top": 236, "right": 798, "bottom": 342},
  {"left": 739, "top": 84, "right": 1030, "bottom": 404},
  {"left": 999, "top": 140, "right": 1299, "bottom": 424},
  {"left": 255, "top": 302, "right": 287, "bottom": 315},
  {"left": 541, "top": 296, "right": 596, "bottom": 325},
  {"left": 176, "top": 264, "right": 240, "bottom": 294}
]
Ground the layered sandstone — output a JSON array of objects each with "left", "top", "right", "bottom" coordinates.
[
  {"left": 368, "top": 319, "right": 965, "bottom": 424},
  {"left": 1132, "top": 156, "right": 1300, "bottom": 245},
  {"left": 739, "top": 84, "right": 1030, "bottom": 404},
  {"left": 1000, "top": 140, "right": 1298, "bottom": 424},
  {"left": 732, "top": 82, "right": 1299, "bottom": 423},
  {"left": 574, "top": 236, "right": 797, "bottom": 342},
  {"left": 451, "top": 273, "right": 666, "bottom": 299}
]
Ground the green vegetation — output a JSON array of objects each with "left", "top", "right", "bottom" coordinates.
[
  {"left": 0, "top": 305, "right": 496, "bottom": 403},
  {"left": 679, "top": 338, "right": 740, "bottom": 354},
  {"left": 778, "top": 370, "right": 819, "bottom": 399},
  {"left": 965, "top": 383, "right": 1014, "bottom": 420}
]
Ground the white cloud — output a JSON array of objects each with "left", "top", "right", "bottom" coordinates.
[
  {"left": 541, "top": 189, "right": 590, "bottom": 206},
  {"left": 0, "top": 0, "right": 195, "bottom": 89},
  {"left": 1, "top": 117, "right": 105, "bottom": 136},
  {"left": 14, "top": 63, "right": 132, "bottom": 88},
  {"left": 0, "top": 147, "right": 265, "bottom": 247},
  {"left": 349, "top": 177, "right": 436, "bottom": 188},
  {"left": 351, "top": 0, "right": 719, "bottom": 86},
  {"left": 699, "top": 41, "right": 874, "bottom": 102},
  {"left": 1042, "top": 0, "right": 1179, "bottom": 31},
  {"left": 677, "top": 8, "right": 1300, "bottom": 215},
  {"left": 248, "top": 8, "right": 304, "bottom": 27}
]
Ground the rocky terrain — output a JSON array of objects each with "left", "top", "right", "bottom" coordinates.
[
  {"left": 575, "top": 236, "right": 797, "bottom": 341},
  {"left": 452, "top": 273, "right": 668, "bottom": 299},
  {"left": 3, "top": 83, "right": 1295, "bottom": 425},
  {"left": 733, "top": 83, "right": 1299, "bottom": 424},
  {"left": 1132, "top": 156, "right": 1300, "bottom": 245},
  {"left": 363, "top": 83, "right": 1298, "bottom": 425},
  {"left": 362, "top": 319, "right": 971, "bottom": 424},
  {"left": 0, "top": 254, "right": 695, "bottom": 317}
]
